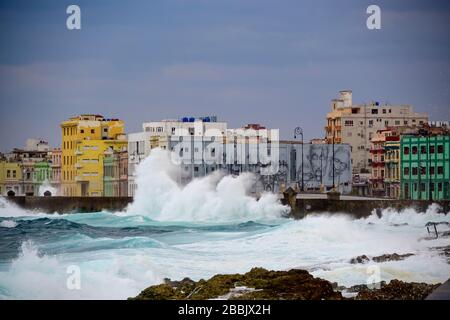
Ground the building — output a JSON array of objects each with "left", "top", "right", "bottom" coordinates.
[
  {"left": 0, "top": 161, "right": 22, "bottom": 196},
  {"left": 400, "top": 134, "right": 450, "bottom": 200},
  {"left": 129, "top": 118, "right": 352, "bottom": 195},
  {"left": 50, "top": 148, "right": 62, "bottom": 194},
  {"left": 33, "top": 161, "right": 52, "bottom": 195},
  {"left": 60, "top": 114, "right": 126, "bottom": 196},
  {"left": 369, "top": 130, "right": 388, "bottom": 197},
  {"left": 325, "top": 90, "right": 428, "bottom": 174},
  {"left": 103, "top": 149, "right": 128, "bottom": 197},
  {"left": 383, "top": 131, "right": 401, "bottom": 199},
  {"left": 128, "top": 116, "right": 227, "bottom": 196}
]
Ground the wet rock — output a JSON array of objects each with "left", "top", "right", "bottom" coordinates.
[
  {"left": 431, "top": 245, "right": 450, "bottom": 264},
  {"left": 350, "top": 253, "right": 414, "bottom": 264},
  {"left": 372, "top": 253, "right": 414, "bottom": 262},
  {"left": 131, "top": 267, "right": 344, "bottom": 300},
  {"left": 350, "top": 255, "right": 370, "bottom": 264},
  {"left": 346, "top": 282, "right": 386, "bottom": 293},
  {"left": 355, "top": 280, "right": 440, "bottom": 300}
]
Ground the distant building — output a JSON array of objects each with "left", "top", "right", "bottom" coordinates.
[
  {"left": 60, "top": 114, "right": 126, "bottom": 196},
  {"left": 400, "top": 134, "right": 450, "bottom": 200},
  {"left": 50, "top": 148, "right": 62, "bottom": 194},
  {"left": 325, "top": 90, "right": 428, "bottom": 174},
  {"left": 0, "top": 161, "right": 22, "bottom": 196},
  {"left": 103, "top": 149, "right": 128, "bottom": 197},
  {"left": 128, "top": 116, "right": 227, "bottom": 196}
]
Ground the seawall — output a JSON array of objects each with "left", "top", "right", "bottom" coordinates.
[
  {"left": 1, "top": 196, "right": 449, "bottom": 217},
  {"left": 284, "top": 198, "right": 450, "bottom": 219},
  {"left": 3, "top": 196, "right": 132, "bottom": 213}
]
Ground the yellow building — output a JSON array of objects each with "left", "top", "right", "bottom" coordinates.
[
  {"left": 61, "top": 115, "right": 126, "bottom": 196},
  {"left": 0, "top": 161, "right": 23, "bottom": 196}
]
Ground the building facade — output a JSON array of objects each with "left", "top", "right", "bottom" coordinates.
[
  {"left": 50, "top": 148, "right": 61, "bottom": 194},
  {"left": 61, "top": 115, "right": 126, "bottom": 196},
  {"left": 0, "top": 161, "right": 22, "bottom": 196},
  {"left": 401, "top": 135, "right": 450, "bottom": 200},
  {"left": 103, "top": 149, "right": 128, "bottom": 197},
  {"left": 325, "top": 90, "right": 428, "bottom": 174}
]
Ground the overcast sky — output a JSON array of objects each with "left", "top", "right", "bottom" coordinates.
[{"left": 0, "top": 0, "right": 449, "bottom": 152}]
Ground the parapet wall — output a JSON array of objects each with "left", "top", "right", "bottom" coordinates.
[
  {"left": 2, "top": 196, "right": 449, "bottom": 218},
  {"left": 286, "top": 198, "right": 450, "bottom": 219},
  {"left": 3, "top": 196, "right": 133, "bottom": 214}
]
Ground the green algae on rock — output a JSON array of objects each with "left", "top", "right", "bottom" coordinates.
[{"left": 131, "top": 267, "right": 344, "bottom": 300}]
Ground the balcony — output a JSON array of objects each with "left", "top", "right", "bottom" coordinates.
[
  {"left": 369, "top": 147, "right": 384, "bottom": 153},
  {"left": 75, "top": 150, "right": 83, "bottom": 156},
  {"left": 75, "top": 163, "right": 83, "bottom": 169}
]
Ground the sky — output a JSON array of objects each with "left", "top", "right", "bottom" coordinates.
[{"left": 0, "top": 0, "right": 449, "bottom": 152}]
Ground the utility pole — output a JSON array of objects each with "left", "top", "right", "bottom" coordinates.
[
  {"left": 294, "top": 127, "right": 304, "bottom": 191},
  {"left": 332, "top": 130, "right": 335, "bottom": 191}
]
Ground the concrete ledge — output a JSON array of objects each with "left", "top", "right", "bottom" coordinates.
[
  {"left": 2, "top": 196, "right": 449, "bottom": 217},
  {"left": 3, "top": 196, "right": 133, "bottom": 214}
]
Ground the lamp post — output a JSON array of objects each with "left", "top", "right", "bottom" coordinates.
[{"left": 294, "top": 127, "right": 304, "bottom": 192}]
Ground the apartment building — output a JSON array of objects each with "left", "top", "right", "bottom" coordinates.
[
  {"left": 325, "top": 90, "right": 428, "bottom": 174},
  {"left": 61, "top": 114, "right": 126, "bottom": 196}
]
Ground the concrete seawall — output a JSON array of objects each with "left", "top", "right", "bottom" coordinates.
[
  {"left": 3, "top": 196, "right": 133, "bottom": 213},
  {"left": 284, "top": 198, "right": 450, "bottom": 219},
  {"left": 2, "top": 196, "right": 449, "bottom": 217}
]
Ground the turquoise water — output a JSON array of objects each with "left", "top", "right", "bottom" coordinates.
[
  {"left": 0, "top": 151, "right": 449, "bottom": 299},
  {"left": 0, "top": 203, "right": 449, "bottom": 300}
]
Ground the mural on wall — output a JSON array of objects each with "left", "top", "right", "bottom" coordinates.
[{"left": 293, "top": 144, "right": 352, "bottom": 192}]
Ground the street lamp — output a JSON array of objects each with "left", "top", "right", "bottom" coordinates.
[{"left": 294, "top": 127, "right": 304, "bottom": 192}]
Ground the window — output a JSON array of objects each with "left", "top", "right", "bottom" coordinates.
[
  {"left": 81, "top": 129, "right": 84, "bottom": 134},
  {"left": 382, "top": 109, "right": 386, "bottom": 114},
  {"left": 412, "top": 146, "right": 418, "bottom": 154},
  {"left": 194, "top": 166, "right": 199, "bottom": 172},
  {"left": 412, "top": 167, "right": 418, "bottom": 175},
  {"left": 368, "top": 120, "right": 374, "bottom": 126},
  {"left": 395, "top": 120, "right": 400, "bottom": 125},
  {"left": 437, "top": 145, "right": 443, "bottom": 153},
  {"left": 438, "top": 166, "right": 444, "bottom": 174},
  {"left": 430, "top": 145, "right": 435, "bottom": 154},
  {"left": 420, "top": 146, "right": 426, "bottom": 154},
  {"left": 438, "top": 183, "right": 443, "bottom": 192},
  {"left": 103, "top": 128, "right": 107, "bottom": 132},
  {"left": 430, "top": 183, "right": 435, "bottom": 191},
  {"left": 171, "top": 127, "right": 176, "bottom": 134},
  {"left": 404, "top": 167, "right": 409, "bottom": 175},
  {"left": 404, "top": 147, "right": 409, "bottom": 155},
  {"left": 6, "top": 170, "right": 10, "bottom": 178},
  {"left": 91, "top": 129, "right": 95, "bottom": 134},
  {"left": 404, "top": 120, "right": 408, "bottom": 125},
  {"left": 344, "top": 120, "right": 353, "bottom": 126},
  {"left": 371, "top": 109, "right": 378, "bottom": 114},
  {"left": 420, "top": 166, "right": 426, "bottom": 175},
  {"left": 420, "top": 183, "right": 426, "bottom": 192},
  {"left": 384, "top": 120, "right": 389, "bottom": 126},
  {"left": 389, "top": 109, "right": 392, "bottom": 113},
  {"left": 414, "top": 183, "right": 417, "bottom": 192},
  {"left": 12, "top": 170, "right": 16, "bottom": 178},
  {"left": 430, "top": 166, "right": 435, "bottom": 175}
]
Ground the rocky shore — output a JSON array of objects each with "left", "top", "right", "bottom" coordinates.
[{"left": 130, "top": 267, "right": 440, "bottom": 300}]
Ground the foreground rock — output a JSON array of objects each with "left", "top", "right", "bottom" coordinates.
[
  {"left": 131, "top": 268, "right": 343, "bottom": 300},
  {"left": 131, "top": 267, "right": 440, "bottom": 300},
  {"left": 354, "top": 280, "right": 439, "bottom": 300}
]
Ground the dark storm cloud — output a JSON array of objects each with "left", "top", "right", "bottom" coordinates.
[{"left": 0, "top": 0, "right": 449, "bottom": 151}]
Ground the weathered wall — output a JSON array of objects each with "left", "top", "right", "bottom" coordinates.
[
  {"left": 3, "top": 196, "right": 132, "bottom": 214},
  {"left": 2, "top": 196, "right": 448, "bottom": 219},
  {"left": 283, "top": 198, "right": 450, "bottom": 219}
]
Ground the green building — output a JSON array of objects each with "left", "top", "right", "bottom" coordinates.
[
  {"left": 103, "top": 153, "right": 118, "bottom": 197},
  {"left": 33, "top": 161, "right": 52, "bottom": 193},
  {"left": 400, "top": 135, "right": 450, "bottom": 200}
]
